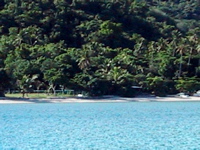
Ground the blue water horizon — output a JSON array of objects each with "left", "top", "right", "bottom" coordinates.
[{"left": 0, "top": 102, "right": 200, "bottom": 149}]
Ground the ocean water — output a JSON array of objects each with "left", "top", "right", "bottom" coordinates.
[{"left": 0, "top": 102, "right": 200, "bottom": 150}]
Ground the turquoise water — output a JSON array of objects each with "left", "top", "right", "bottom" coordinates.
[{"left": 0, "top": 102, "right": 200, "bottom": 150}]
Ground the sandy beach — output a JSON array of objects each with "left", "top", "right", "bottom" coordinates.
[{"left": 1, "top": 95, "right": 200, "bottom": 104}]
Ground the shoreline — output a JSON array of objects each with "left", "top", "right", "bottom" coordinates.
[{"left": 1, "top": 96, "right": 200, "bottom": 104}]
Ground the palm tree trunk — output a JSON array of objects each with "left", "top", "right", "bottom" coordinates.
[
  {"left": 187, "top": 48, "right": 192, "bottom": 69},
  {"left": 178, "top": 54, "right": 183, "bottom": 77}
]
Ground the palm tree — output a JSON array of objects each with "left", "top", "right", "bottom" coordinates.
[
  {"left": 78, "top": 54, "right": 90, "bottom": 70},
  {"left": 17, "top": 75, "right": 37, "bottom": 98},
  {"left": 187, "top": 34, "right": 198, "bottom": 66},
  {"left": 195, "top": 44, "right": 200, "bottom": 75},
  {"left": 147, "top": 41, "right": 156, "bottom": 72},
  {"left": 78, "top": 45, "right": 93, "bottom": 70},
  {"left": 107, "top": 66, "right": 132, "bottom": 85},
  {"left": 176, "top": 38, "right": 188, "bottom": 77}
]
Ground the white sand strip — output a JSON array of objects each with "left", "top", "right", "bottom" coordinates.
[{"left": 0, "top": 96, "right": 200, "bottom": 104}]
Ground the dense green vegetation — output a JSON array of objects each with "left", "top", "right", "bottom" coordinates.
[{"left": 0, "top": 0, "right": 200, "bottom": 97}]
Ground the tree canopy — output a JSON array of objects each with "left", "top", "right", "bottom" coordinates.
[{"left": 0, "top": 0, "right": 200, "bottom": 97}]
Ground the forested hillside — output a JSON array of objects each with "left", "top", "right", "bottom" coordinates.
[{"left": 0, "top": 0, "right": 200, "bottom": 97}]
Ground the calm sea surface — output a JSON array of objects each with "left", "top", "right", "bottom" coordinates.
[{"left": 0, "top": 102, "right": 200, "bottom": 150}]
